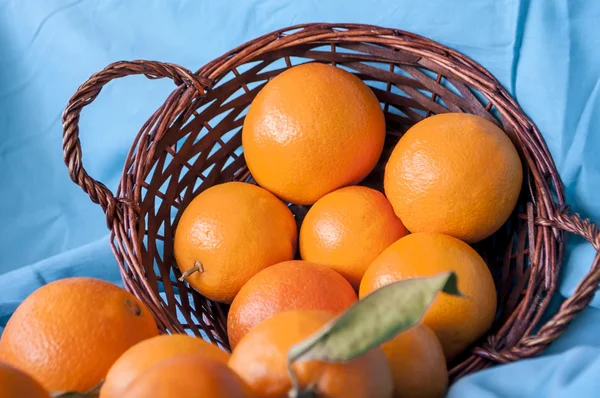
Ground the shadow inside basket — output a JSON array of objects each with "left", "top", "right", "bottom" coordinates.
[{"left": 121, "top": 40, "right": 562, "bottom": 379}]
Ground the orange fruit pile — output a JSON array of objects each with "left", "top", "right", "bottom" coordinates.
[
  {"left": 227, "top": 260, "right": 357, "bottom": 348},
  {"left": 174, "top": 181, "right": 297, "bottom": 303},
  {"left": 381, "top": 324, "right": 448, "bottom": 398},
  {"left": 0, "top": 63, "right": 523, "bottom": 398},
  {"left": 120, "top": 355, "right": 248, "bottom": 398},
  {"left": 360, "top": 232, "right": 497, "bottom": 360},
  {"left": 384, "top": 113, "right": 522, "bottom": 243},
  {"left": 0, "top": 361, "right": 50, "bottom": 398},
  {"left": 0, "top": 277, "right": 158, "bottom": 392},
  {"left": 300, "top": 185, "right": 408, "bottom": 288},
  {"left": 242, "top": 63, "right": 386, "bottom": 205},
  {"left": 229, "top": 310, "right": 393, "bottom": 398},
  {"left": 100, "top": 334, "right": 230, "bottom": 398}
]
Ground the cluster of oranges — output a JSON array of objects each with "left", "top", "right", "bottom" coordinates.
[{"left": 0, "top": 63, "right": 522, "bottom": 398}]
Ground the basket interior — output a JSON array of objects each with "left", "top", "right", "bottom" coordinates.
[{"left": 114, "top": 35, "right": 563, "bottom": 378}]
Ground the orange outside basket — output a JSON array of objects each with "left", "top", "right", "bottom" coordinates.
[{"left": 61, "top": 23, "right": 600, "bottom": 380}]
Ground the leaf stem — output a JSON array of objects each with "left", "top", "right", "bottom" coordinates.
[
  {"left": 178, "top": 261, "right": 204, "bottom": 282},
  {"left": 287, "top": 358, "right": 301, "bottom": 398},
  {"left": 51, "top": 380, "right": 103, "bottom": 397}
]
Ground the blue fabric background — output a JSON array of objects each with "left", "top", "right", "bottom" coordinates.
[{"left": 1, "top": 0, "right": 599, "bottom": 396}]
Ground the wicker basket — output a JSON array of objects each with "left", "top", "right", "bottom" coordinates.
[{"left": 62, "top": 23, "right": 600, "bottom": 380}]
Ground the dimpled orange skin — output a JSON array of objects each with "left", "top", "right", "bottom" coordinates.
[
  {"left": 381, "top": 325, "right": 448, "bottom": 398},
  {"left": 0, "top": 361, "right": 50, "bottom": 398},
  {"left": 174, "top": 182, "right": 297, "bottom": 303},
  {"left": 384, "top": 113, "right": 523, "bottom": 243},
  {"left": 227, "top": 260, "right": 357, "bottom": 348},
  {"left": 121, "top": 354, "right": 249, "bottom": 398},
  {"left": 359, "top": 233, "right": 497, "bottom": 360},
  {"left": 100, "top": 334, "right": 230, "bottom": 398},
  {"left": 299, "top": 186, "right": 409, "bottom": 289},
  {"left": 229, "top": 310, "right": 393, "bottom": 398},
  {"left": 0, "top": 278, "right": 158, "bottom": 392},
  {"left": 242, "top": 63, "right": 386, "bottom": 205}
]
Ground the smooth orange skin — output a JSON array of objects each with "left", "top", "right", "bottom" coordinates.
[
  {"left": 100, "top": 334, "right": 230, "bottom": 398},
  {"left": 174, "top": 182, "right": 297, "bottom": 303},
  {"left": 384, "top": 113, "right": 523, "bottom": 243},
  {"left": 360, "top": 233, "right": 497, "bottom": 360},
  {"left": 299, "top": 186, "right": 408, "bottom": 289},
  {"left": 381, "top": 325, "right": 448, "bottom": 398},
  {"left": 242, "top": 63, "right": 386, "bottom": 205},
  {"left": 227, "top": 260, "right": 357, "bottom": 348},
  {"left": 229, "top": 310, "right": 393, "bottom": 398},
  {"left": 0, "top": 361, "right": 50, "bottom": 398},
  {"left": 121, "top": 354, "right": 248, "bottom": 398},
  {"left": 0, "top": 278, "right": 158, "bottom": 392}
]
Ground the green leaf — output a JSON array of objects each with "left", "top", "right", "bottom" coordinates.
[
  {"left": 288, "top": 271, "right": 462, "bottom": 364},
  {"left": 51, "top": 381, "right": 102, "bottom": 398}
]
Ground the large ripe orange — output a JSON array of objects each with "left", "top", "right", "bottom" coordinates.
[
  {"left": 381, "top": 325, "right": 448, "bottom": 398},
  {"left": 174, "top": 181, "right": 297, "bottom": 303},
  {"left": 100, "top": 334, "right": 230, "bottom": 398},
  {"left": 229, "top": 310, "right": 393, "bottom": 398},
  {"left": 299, "top": 186, "right": 408, "bottom": 289},
  {"left": 0, "top": 361, "right": 50, "bottom": 398},
  {"left": 121, "top": 354, "right": 248, "bottom": 398},
  {"left": 242, "top": 63, "right": 386, "bottom": 205},
  {"left": 359, "top": 233, "right": 497, "bottom": 360},
  {"left": 0, "top": 278, "right": 158, "bottom": 392},
  {"left": 227, "top": 260, "right": 357, "bottom": 348},
  {"left": 384, "top": 113, "right": 523, "bottom": 243}
]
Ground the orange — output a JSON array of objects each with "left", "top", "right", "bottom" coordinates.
[
  {"left": 242, "top": 63, "right": 386, "bottom": 205},
  {"left": 0, "top": 277, "right": 158, "bottom": 392},
  {"left": 299, "top": 186, "right": 408, "bottom": 288},
  {"left": 121, "top": 354, "right": 248, "bottom": 398},
  {"left": 0, "top": 361, "right": 50, "bottom": 398},
  {"left": 384, "top": 113, "right": 523, "bottom": 243},
  {"left": 100, "top": 334, "right": 230, "bottom": 398},
  {"left": 381, "top": 325, "right": 448, "bottom": 398},
  {"left": 227, "top": 260, "right": 357, "bottom": 348},
  {"left": 229, "top": 310, "right": 393, "bottom": 398},
  {"left": 359, "top": 233, "right": 496, "bottom": 360},
  {"left": 174, "top": 181, "right": 297, "bottom": 303}
]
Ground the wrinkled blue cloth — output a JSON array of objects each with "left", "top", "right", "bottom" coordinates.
[{"left": 1, "top": 0, "right": 599, "bottom": 396}]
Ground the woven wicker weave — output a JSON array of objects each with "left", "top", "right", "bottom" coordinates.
[{"left": 61, "top": 23, "right": 600, "bottom": 380}]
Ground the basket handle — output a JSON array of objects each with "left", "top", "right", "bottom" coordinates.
[
  {"left": 478, "top": 208, "right": 600, "bottom": 362},
  {"left": 62, "top": 60, "right": 210, "bottom": 224}
]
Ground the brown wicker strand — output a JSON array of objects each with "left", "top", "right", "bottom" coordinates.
[
  {"left": 472, "top": 212, "right": 600, "bottom": 365},
  {"left": 62, "top": 60, "right": 210, "bottom": 225}
]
